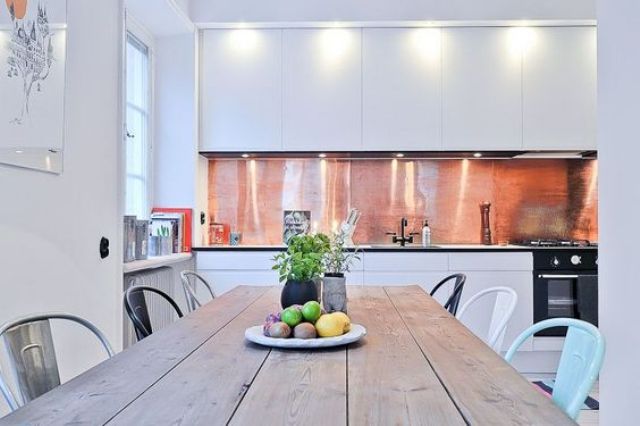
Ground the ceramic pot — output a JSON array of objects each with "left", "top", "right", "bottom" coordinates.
[
  {"left": 313, "top": 277, "right": 322, "bottom": 304},
  {"left": 322, "top": 274, "right": 347, "bottom": 313},
  {"left": 281, "top": 280, "right": 318, "bottom": 308}
]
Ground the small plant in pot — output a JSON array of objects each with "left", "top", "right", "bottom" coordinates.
[
  {"left": 322, "top": 234, "right": 360, "bottom": 313},
  {"left": 273, "top": 233, "right": 330, "bottom": 308}
]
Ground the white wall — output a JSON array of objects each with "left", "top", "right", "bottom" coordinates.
[
  {"left": 153, "top": 33, "right": 205, "bottom": 243},
  {"left": 189, "top": 0, "right": 595, "bottom": 24},
  {"left": 154, "top": 34, "right": 197, "bottom": 208},
  {"left": 0, "top": 0, "right": 123, "bottom": 415},
  {"left": 598, "top": 1, "right": 640, "bottom": 424}
]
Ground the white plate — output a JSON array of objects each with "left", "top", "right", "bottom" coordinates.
[{"left": 245, "top": 324, "right": 367, "bottom": 349}]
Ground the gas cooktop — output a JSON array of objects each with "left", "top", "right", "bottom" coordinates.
[{"left": 515, "top": 239, "right": 598, "bottom": 248}]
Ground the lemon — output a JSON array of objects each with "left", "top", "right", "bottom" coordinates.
[
  {"left": 315, "top": 313, "right": 351, "bottom": 337},
  {"left": 330, "top": 312, "right": 351, "bottom": 332}
]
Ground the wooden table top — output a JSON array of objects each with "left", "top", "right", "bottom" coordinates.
[{"left": 0, "top": 285, "right": 575, "bottom": 425}]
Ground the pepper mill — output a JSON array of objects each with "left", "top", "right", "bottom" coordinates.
[{"left": 479, "top": 201, "right": 492, "bottom": 245}]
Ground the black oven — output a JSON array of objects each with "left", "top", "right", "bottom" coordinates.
[{"left": 533, "top": 250, "right": 598, "bottom": 337}]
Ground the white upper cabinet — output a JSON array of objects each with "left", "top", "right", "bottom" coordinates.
[
  {"left": 283, "top": 29, "right": 362, "bottom": 151},
  {"left": 363, "top": 28, "right": 442, "bottom": 151},
  {"left": 198, "top": 26, "right": 597, "bottom": 154},
  {"left": 442, "top": 28, "right": 523, "bottom": 151},
  {"left": 523, "top": 27, "right": 597, "bottom": 150},
  {"left": 200, "top": 29, "right": 282, "bottom": 152}
]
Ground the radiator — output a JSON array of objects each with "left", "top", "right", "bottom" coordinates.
[{"left": 123, "top": 266, "right": 176, "bottom": 348}]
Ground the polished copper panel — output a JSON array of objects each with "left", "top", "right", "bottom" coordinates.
[{"left": 207, "top": 159, "right": 598, "bottom": 245}]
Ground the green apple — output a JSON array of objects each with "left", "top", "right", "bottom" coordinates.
[
  {"left": 281, "top": 307, "right": 303, "bottom": 327},
  {"left": 301, "top": 301, "right": 322, "bottom": 323}
]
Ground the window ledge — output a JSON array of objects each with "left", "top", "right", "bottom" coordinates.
[{"left": 123, "top": 253, "right": 192, "bottom": 274}]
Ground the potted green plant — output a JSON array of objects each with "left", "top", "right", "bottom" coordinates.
[
  {"left": 322, "top": 234, "right": 360, "bottom": 313},
  {"left": 273, "top": 233, "right": 330, "bottom": 308}
]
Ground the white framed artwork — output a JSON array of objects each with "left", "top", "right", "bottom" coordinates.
[{"left": 0, "top": 0, "right": 67, "bottom": 173}]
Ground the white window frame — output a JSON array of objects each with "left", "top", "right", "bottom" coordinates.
[{"left": 124, "top": 15, "right": 155, "bottom": 219}]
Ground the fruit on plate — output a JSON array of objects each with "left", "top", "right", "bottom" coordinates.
[
  {"left": 330, "top": 312, "right": 351, "bottom": 332},
  {"left": 281, "top": 306, "right": 303, "bottom": 327},
  {"left": 301, "top": 301, "right": 322, "bottom": 323},
  {"left": 263, "top": 313, "right": 281, "bottom": 336},
  {"left": 315, "top": 312, "right": 352, "bottom": 337},
  {"left": 267, "top": 322, "right": 291, "bottom": 338},
  {"left": 293, "top": 323, "right": 317, "bottom": 339}
]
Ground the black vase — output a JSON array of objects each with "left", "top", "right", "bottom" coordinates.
[{"left": 280, "top": 280, "right": 318, "bottom": 308}]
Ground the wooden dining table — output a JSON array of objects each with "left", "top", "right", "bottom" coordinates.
[{"left": 0, "top": 285, "right": 575, "bottom": 425}]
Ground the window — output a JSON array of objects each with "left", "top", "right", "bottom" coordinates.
[{"left": 125, "top": 33, "right": 151, "bottom": 219}]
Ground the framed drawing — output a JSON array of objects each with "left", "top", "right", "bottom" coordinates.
[{"left": 0, "top": 0, "right": 67, "bottom": 174}]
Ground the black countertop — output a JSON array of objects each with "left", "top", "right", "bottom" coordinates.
[{"left": 192, "top": 244, "right": 598, "bottom": 253}]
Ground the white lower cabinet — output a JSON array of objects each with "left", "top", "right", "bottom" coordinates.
[
  {"left": 197, "top": 270, "right": 279, "bottom": 296},
  {"left": 196, "top": 250, "right": 365, "bottom": 295},
  {"left": 196, "top": 250, "right": 534, "bottom": 354},
  {"left": 195, "top": 251, "right": 281, "bottom": 296}
]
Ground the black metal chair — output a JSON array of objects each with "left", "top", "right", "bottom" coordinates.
[
  {"left": 430, "top": 273, "right": 467, "bottom": 315},
  {"left": 124, "top": 286, "right": 184, "bottom": 341}
]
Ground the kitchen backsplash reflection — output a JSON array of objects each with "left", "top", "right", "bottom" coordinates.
[{"left": 207, "top": 159, "right": 598, "bottom": 245}]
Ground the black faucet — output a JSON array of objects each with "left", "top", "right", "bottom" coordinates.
[{"left": 387, "top": 217, "right": 416, "bottom": 247}]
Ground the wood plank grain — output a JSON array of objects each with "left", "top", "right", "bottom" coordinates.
[
  {"left": 107, "top": 287, "right": 281, "bottom": 425},
  {"left": 385, "top": 286, "right": 576, "bottom": 426},
  {"left": 384, "top": 285, "right": 453, "bottom": 319},
  {"left": 347, "top": 287, "right": 465, "bottom": 425},
  {"left": 0, "top": 286, "right": 270, "bottom": 426},
  {"left": 229, "top": 348, "right": 347, "bottom": 425}
]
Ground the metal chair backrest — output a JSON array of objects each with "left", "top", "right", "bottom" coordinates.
[
  {"left": 430, "top": 273, "right": 466, "bottom": 315},
  {"left": 124, "top": 285, "right": 184, "bottom": 341},
  {"left": 504, "top": 318, "right": 605, "bottom": 420},
  {"left": 0, "top": 313, "right": 114, "bottom": 411},
  {"left": 180, "top": 271, "right": 215, "bottom": 313},
  {"left": 456, "top": 286, "right": 518, "bottom": 352}
]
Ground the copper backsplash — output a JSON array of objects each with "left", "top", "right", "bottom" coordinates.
[{"left": 207, "top": 159, "right": 598, "bottom": 245}]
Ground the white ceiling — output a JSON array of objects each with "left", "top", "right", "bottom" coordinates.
[
  {"left": 126, "top": 0, "right": 193, "bottom": 38},
  {"left": 188, "top": 0, "right": 596, "bottom": 25}
]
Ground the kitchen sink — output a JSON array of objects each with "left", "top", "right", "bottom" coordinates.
[{"left": 367, "top": 244, "right": 442, "bottom": 249}]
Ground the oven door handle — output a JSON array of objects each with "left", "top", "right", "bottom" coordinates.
[{"left": 538, "top": 274, "right": 580, "bottom": 279}]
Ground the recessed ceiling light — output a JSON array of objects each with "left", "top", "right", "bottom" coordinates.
[
  {"left": 241, "top": 153, "right": 250, "bottom": 159},
  {"left": 395, "top": 153, "right": 405, "bottom": 158},
  {"left": 15, "top": 150, "right": 23, "bottom": 154},
  {"left": 318, "top": 153, "right": 327, "bottom": 158},
  {"left": 473, "top": 152, "right": 483, "bottom": 158}
]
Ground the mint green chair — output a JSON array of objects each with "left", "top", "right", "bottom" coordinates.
[{"left": 505, "top": 318, "right": 605, "bottom": 420}]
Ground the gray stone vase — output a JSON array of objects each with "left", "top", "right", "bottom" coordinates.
[{"left": 322, "top": 275, "right": 347, "bottom": 313}]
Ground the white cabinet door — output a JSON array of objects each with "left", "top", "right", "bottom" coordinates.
[
  {"left": 442, "top": 27, "right": 523, "bottom": 151},
  {"left": 364, "top": 252, "right": 449, "bottom": 272},
  {"left": 196, "top": 250, "right": 281, "bottom": 270},
  {"left": 200, "top": 29, "right": 282, "bottom": 152},
  {"left": 449, "top": 252, "right": 533, "bottom": 271},
  {"left": 523, "top": 27, "right": 597, "bottom": 150},
  {"left": 283, "top": 29, "right": 362, "bottom": 151},
  {"left": 196, "top": 270, "right": 279, "bottom": 296},
  {"left": 362, "top": 28, "right": 442, "bottom": 151}
]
